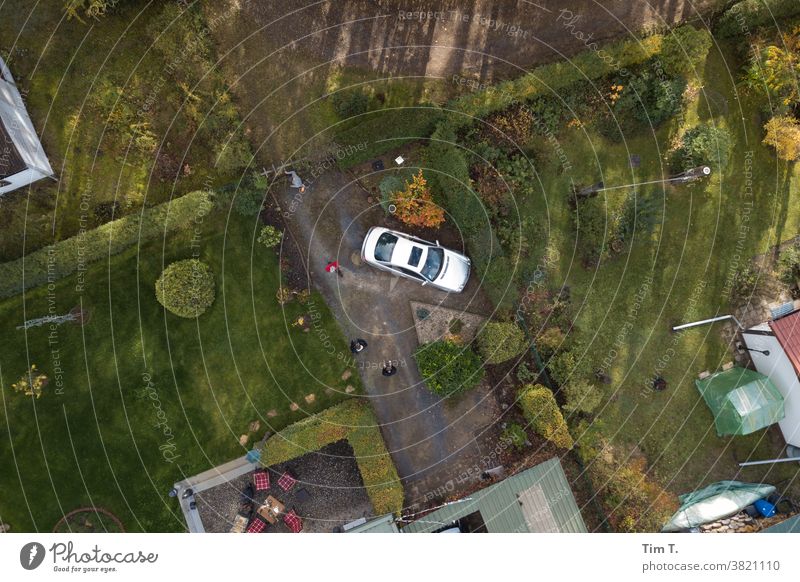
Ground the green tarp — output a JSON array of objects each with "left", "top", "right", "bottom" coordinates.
[{"left": 695, "top": 367, "right": 784, "bottom": 436}]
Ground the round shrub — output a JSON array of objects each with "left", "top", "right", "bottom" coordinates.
[
  {"left": 777, "top": 242, "right": 800, "bottom": 286},
  {"left": 476, "top": 321, "right": 528, "bottom": 364},
  {"left": 517, "top": 384, "right": 573, "bottom": 449},
  {"left": 155, "top": 259, "right": 216, "bottom": 318},
  {"left": 413, "top": 340, "right": 485, "bottom": 396},
  {"left": 763, "top": 116, "right": 800, "bottom": 161},
  {"left": 659, "top": 25, "right": 712, "bottom": 76},
  {"left": 562, "top": 379, "right": 603, "bottom": 414},
  {"left": 604, "top": 66, "right": 685, "bottom": 134},
  {"left": 258, "top": 225, "right": 282, "bottom": 248},
  {"left": 671, "top": 124, "right": 732, "bottom": 172}
]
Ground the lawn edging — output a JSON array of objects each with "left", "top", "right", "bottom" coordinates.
[
  {"left": 0, "top": 190, "right": 212, "bottom": 299},
  {"left": 260, "top": 399, "right": 404, "bottom": 515}
]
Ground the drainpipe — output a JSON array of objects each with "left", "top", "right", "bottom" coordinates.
[{"left": 671, "top": 314, "right": 744, "bottom": 332}]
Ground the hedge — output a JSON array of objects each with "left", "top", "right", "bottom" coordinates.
[
  {"left": 413, "top": 339, "right": 485, "bottom": 396},
  {"left": 715, "top": 0, "right": 800, "bottom": 38},
  {"left": 0, "top": 190, "right": 212, "bottom": 299},
  {"left": 260, "top": 399, "right": 404, "bottom": 515},
  {"left": 476, "top": 321, "right": 528, "bottom": 364},
  {"left": 518, "top": 384, "right": 574, "bottom": 449}
]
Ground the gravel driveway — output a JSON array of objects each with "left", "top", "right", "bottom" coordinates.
[{"left": 275, "top": 168, "right": 503, "bottom": 508}]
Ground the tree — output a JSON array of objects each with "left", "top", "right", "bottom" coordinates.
[
  {"left": 475, "top": 321, "right": 528, "bottom": 364},
  {"left": 12, "top": 365, "right": 48, "bottom": 399},
  {"left": 413, "top": 340, "right": 485, "bottom": 396},
  {"left": 671, "top": 125, "right": 732, "bottom": 171},
  {"left": 65, "top": 0, "right": 120, "bottom": 20},
  {"left": 517, "top": 384, "right": 573, "bottom": 449},
  {"left": 659, "top": 25, "right": 712, "bottom": 76},
  {"left": 331, "top": 89, "right": 369, "bottom": 119},
  {"left": 745, "top": 27, "right": 800, "bottom": 110},
  {"left": 391, "top": 171, "right": 445, "bottom": 228},
  {"left": 258, "top": 226, "right": 283, "bottom": 248},
  {"left": 763, "top": 116, "right": 800, "bottom": 161},
  {"left": 562, "top": 379, "right": 603, "bottom": 414},
  {"left": 155, "top": 259, "right": 216, "bottom": 318}
]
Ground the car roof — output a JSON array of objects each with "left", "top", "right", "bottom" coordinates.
[{"left": 391, "top": 235, "right": 427, "bottom": 272}]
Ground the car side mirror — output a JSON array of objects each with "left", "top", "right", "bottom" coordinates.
[
  {"left": 421, "top": 281, "right": 428, "bottom": 286},
  {"left": 436, "top": 240, "right": 440, "bottom": 246}
]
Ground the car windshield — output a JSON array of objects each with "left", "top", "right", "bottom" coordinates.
[
  {"left": 420, "top": 248, "right": 444, "bottom": 281},
  {"left": 374, "top": 232, "right": 398, "bottom": 262}
]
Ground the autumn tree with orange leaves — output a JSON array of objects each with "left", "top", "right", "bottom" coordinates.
[{"left": 391, "top": 171, "right": 445, "bottom": 228}]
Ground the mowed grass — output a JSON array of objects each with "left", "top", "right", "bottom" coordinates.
[
  {"left": 512, "top": 40, "right": 800, "bottom": 498},
  {"left": 0, "top": 213, "right": 360, "bottom": 532}
]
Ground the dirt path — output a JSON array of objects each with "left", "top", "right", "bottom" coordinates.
[{"left": 274, "top": 168, "right": 503, "bottom": 508}]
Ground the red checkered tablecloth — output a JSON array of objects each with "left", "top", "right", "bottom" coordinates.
[
  {"left": 277, "top": 472, "right": 296, "bottom": 491},
  {"left": 283, "top": 510, "right": 302, "bottom": 533},
  {"left": 253, "top": 471, "right": 270, "bottom": 491},
  {"left": 247, "top": 518, "right": 266, "bottom": 533}
]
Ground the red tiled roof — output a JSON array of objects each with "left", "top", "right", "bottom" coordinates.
[{"left": 770, "top": 311, "right": 800, "bottom": 375}]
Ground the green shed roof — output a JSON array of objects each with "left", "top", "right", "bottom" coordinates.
[
  {"left": 695, "top": 367, "right": 785, "bottom": 436},
  {"left": 761, "top": 514, "right": 800, "bottom": 533},
  {"left": 400, "top": 458, "right": 586, "bottom": 533},
  {"left": 347, "top": 513, "right": 400, "bottom": 533}
]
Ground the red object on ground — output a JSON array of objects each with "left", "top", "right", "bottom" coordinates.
[
  {"left": 277, "top": 472, "right": 297, "bottom": 492},
  {"left": 770, "top": 310, "right": 800, "bottom": 374},
  {"left": 253, "top": 470, "right": 270, "bottom": 491},
  {"left": 283, "top": 510, "right": 302, "bottom": 533},
  {"left": 247, "top": 518, "right": 266, "bottom": 533},
  {"left": 325, "top": 261, "right": 339, "bottom": 273}
]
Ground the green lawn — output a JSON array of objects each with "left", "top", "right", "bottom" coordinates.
[
  {"left": 0, "top": 213, "right": 360, "bottom": 532},
  {"left": 511, "top": 39, "right": 800, "bottom": 499},
  {"left": 0, "top": 1, "right": 246, "bottom": 260}
]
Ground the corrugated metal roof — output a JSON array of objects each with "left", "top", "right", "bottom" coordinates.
[
  {"left": 347, "top": 513, "right": 400, "bottom": 533},
  {"left": 771, "top": 311, "right": 800, "bottom": 376},
  {"left": 401, "top": 458, "right": 586, "bottom": 533},
  {"left": 761, "top": 514, "right": 800, "bottom": 533}
]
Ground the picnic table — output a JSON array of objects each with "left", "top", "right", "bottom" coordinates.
[{"left": 257, "top": 495, "right": 285, "bottom": 525}]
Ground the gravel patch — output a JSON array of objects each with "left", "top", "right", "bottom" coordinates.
[
  {"left": 410, "top": 301, "right": 487, "bottom": 345},
  {"left": 195, "top": 440, "right": 374, "bottom": 533}
]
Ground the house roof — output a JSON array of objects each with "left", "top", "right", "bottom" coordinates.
[
  {"left": 761, "top": 514, "right": 800, "bottom": 533},
  {"left": 400, "top": 458, "right": 586, "bottom": 533},
  {"left": 0, "top": 117, "right": 26, "bottom": 178},
  {"left": 770, "top": 310, "right": 800, "bottom": 376},
  {"left": 346, "top": 513, "right": 400, "bottom": 533}
]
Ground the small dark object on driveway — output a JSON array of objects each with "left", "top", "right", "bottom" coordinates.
[
  {"left": 372, "top": 159, "right": 385, "bottom": 171},
  {"left": 382, "top": 361, "right": 397, "bottom": 377},
  {"left": 653, "top": 376, "right": 667, "bottom": 391},
  {"left": 350, "top": 338, "right": 368, "bottom": 353}
]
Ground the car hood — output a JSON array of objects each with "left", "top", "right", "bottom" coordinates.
[{"left": 436, "top": 251, "right": 470, "bottom": 291}]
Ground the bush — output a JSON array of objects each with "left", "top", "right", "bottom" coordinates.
[
  {"left": 572, "top": 194, "right": 624, "bottom": 264},
  {"left": 481, "top": 105, "right": 534, "bottom": 149},
  {"left": 413, "top": 340, "right": 485, "bottom": 396},
  {"left": 577, "top": 429, "right": 678, "bottom": 532},
  {"left": 536, "top": 327, "right": 565, "bottom": 358},
  {"left": 671, "top": 125, "right": 732, "bottom": 172},
  {"left": 729, "top": 263, "right": 761, "bottom": 302},
  {"left": 744, "top": 27, "right": 800, "bottom": 112},
  {"left": 763, "top": 116, "right": 800, "bottom": 161},
  {"left": 548, "top": 348, "right": 591, "bottom": 387},
  {"left": 258, "top": 225, "right": 282, "bottom": 248},
  {"left": 659, "top": 26, "right": 712, "bottom": 77},
  {"left": 777, "top": 241, "right": 800, "bottom": 286},
  {"left": 516, "top": 361, "right": 538, "bottom": 384},
  {"left": 155, "top": 259, "right": 216, "bottom": 318},
  {"left": 605, "top": 66, "right": 686, "bottom": 132},
  {"left": 0, "top": 191, "right": 212, "bottom": 299},
  {"left": 12, "top": 365, "right": 48, "bottom": 399},
  {"left": 476, "top": 321, "right": 528, "bottom": 364},
  {"left": 517, "top": 384, "right": 573, "bottom": 449},
  {"left": 716, "top": 0, "right": 800, "bottom": 38},
  {"left": 502, "top": 423, "right": 528, "bottom": 451},
  {"left": 562, "top": 379, "right": 603, "bottom": 414},
  {"left": 331, "top": 89, "right": 369, "bottom": 119},
  {"left": 391, "top": 170, "right": 445, "bottom": 228},
  {"left": 65, "top": 0, "right": 123, "bottom": 19}
]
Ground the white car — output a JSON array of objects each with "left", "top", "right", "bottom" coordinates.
[{"left": 360, "top": 227, "right": 471, "bottom": 293}]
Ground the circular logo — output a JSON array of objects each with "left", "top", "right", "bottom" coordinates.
[{"left": 20, "top": 542, "right": 46, "bottom": 570}]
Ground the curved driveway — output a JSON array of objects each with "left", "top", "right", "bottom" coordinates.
[{"left": 276, "top": 169, "right": 502, "bottom": 509}]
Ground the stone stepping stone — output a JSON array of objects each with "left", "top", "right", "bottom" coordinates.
[
  {"left": 345, "top": 385, "right": 355, "bottom": 394},
  {"left": 289, "top": 402, "right": 299, "bottom": 411},
  {"left": 341, "top": 369, "right": 352, "bottom": 381},
  {"left": 267, "top": 409, "right": 278, "bottom": 418},
  {"left": 239, "top": 434, "right": 249, "bottom": 446},
  {"left": 248, "top": 420, "right": 261, "bottom": 432},
  {"left": 304, "top": 393, "right": 316, "bottom": 404}
]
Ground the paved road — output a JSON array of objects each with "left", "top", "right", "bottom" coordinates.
[{"left": 276, "top": 169, "right": 503, "bottom": 508}]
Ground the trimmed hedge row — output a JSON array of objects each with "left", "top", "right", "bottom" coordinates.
[
  {"left": 0, "top": 190, "right": 213, "bottom": 299},
  {"left": 260, "top": 399, "right": 404, "bottom": 515},
  {"left": 715, "top": 0, "right": 800, "bottom": 38}
]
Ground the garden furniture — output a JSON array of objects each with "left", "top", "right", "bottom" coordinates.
[
  {"left": 277, "top": 471, "right": 297, "bottom": 492},
  {"left": 283, "top": 510, "right": 302, "bottom": 533}
]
